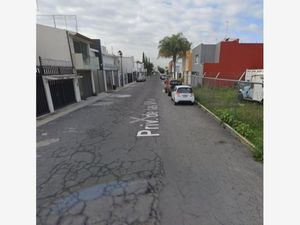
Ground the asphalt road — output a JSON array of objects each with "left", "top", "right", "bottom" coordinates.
[{"left": 37, "top": 75, "right": 263, "bottom": 225}]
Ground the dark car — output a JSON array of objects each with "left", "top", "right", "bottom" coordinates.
[{"left": 165, "top": 79, "right": 182, "bottom": 96}]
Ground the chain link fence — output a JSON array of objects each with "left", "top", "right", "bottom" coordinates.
[{"left": 191, "top": 74, "right": 203, "bottom": 87}]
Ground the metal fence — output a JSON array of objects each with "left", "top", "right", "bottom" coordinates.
[
  {"left": 36, "top": 67, "right": 50, "bottom": 116},
  {"left": 36, "top": 57, "right": 77, "bottom": 116},
  {"left": 191, "top": 74, "right": 203, "bottom": 87},
  {"left": 36, "top": 15, "right": 78, "bottom": 32},
  {"left": 38, "top": 57, "right": 73, "bottom": 75},
  {"left": 202, "top": 76, "right": 264, "bottom": 100}
]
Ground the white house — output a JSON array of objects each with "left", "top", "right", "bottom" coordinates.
[
  {"left": 36, "top": 24, "right": 81, "bottom": 114},
  {"left": 67, "top": 31, "right": 104, "bottom": 99},
  {"left": 102, "top": 46, "right": 119, "bottom": 90},
  {"left": 36, "top": 24, "right": 106, "bottom": 116},
  {"left": 118, "top": 56, "right": 135, "bottom": 84}
]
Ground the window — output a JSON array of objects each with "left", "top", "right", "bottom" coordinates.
[
  {"left": 73, "top": 40, "right": 90, "bottom": 64},
  {"left": 177, "top": 88, "right": 193, "bottom": 93},
  {"left": 170, "top": 80, "right": 182, "bottom": 85},
  {"left": 195, "top": 54, "right": 199, "bottom": 64}
]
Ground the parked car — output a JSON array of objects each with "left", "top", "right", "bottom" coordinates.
[
  {"left": 136, "top": 73, "right": 146, "bottom": 82},
  {"left": 165, "top": 78, "right": 182, "bottom": 96},
  {"left": 171, "top": 85, "right": 195, "bottom": 105}
]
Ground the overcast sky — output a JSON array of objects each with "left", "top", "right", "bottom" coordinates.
[{"left": 36, "top": 0, "right": 263, "bottom": 68}]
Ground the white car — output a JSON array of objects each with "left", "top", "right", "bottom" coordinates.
[
  {"left": 171, "top": 85, "right": 195, "bottom": 105},
  {"left": 136, "top": 73, "right": 146, "bottom": 82}
]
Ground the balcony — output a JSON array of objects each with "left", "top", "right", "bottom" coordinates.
[{"left": 72, "top": 53, "right": 99, "bottom": 70}]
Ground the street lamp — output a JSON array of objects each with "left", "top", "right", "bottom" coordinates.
[{"left": 118, "top": 50, "right": 124, "bottom": 86}]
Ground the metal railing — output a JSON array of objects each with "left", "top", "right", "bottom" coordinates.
[
  {"left": 36, "top": 14, "right": 78, "bottom": 32},
  {"left": 37, "top": 57, "right": 74, "bottom": 76}
]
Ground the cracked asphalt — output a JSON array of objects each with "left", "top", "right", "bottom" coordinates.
[{"left": 37, "top": 75, "right": 263, "bottom": 225}]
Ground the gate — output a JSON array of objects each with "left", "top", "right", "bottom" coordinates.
[
  {"left": 92, "top": 70, "right": 105, "bottom": 93},
  {"left": 105, "top": 70, "right": 113, "bottom": 90},
  {"left": 48, "top": 79, "right": 76, "bottom": 110},
  {"left": 114, "top": 71, "right": 120, "bottom": 87},
  {"left": 128, "top": 73, "right": 133, "bottom": 83},
  {"left": 78, "top": 70, "right": 93, "bottom": 100},
  {"left": 97, "top": 70, "right": 105, "bottom": 92},
  {"left": 92, "top": 70, "right": 100, "bottom": 94},
  {"left": 37, "top": 57, "right": 77, "bottom": 114},
  {"left": 36, "top": 67, "right": 49, "bottom": 116}
]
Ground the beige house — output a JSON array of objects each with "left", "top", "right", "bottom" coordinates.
[{"left": 182, "top": 50, "right": 192, "bottom": 85}]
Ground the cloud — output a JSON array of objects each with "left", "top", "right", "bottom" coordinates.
[{"left": 37, "top": 0, "right": 263, "bottom": 67}]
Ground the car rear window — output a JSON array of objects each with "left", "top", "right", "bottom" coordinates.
[
  {"left": 170, "top": 80, "right": 182, "bottom": 85},
  {"left": 177, "top": 87, "right": 193, "bottom": 93}
]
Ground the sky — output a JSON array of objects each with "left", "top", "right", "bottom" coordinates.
[{"left": 36, "top": 0, "right": 263, "bottom": 68}]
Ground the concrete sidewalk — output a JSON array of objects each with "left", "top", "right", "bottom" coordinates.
[{"left": 37, "top": 82, "right": 136, "bottom": 127}]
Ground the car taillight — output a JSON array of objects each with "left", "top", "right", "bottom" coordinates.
[{"left": 176, "top": 92, "right": 180, "bottom": 96}]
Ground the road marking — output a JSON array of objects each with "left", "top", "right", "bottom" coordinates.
[
  {"left": 37, "top": 138, "right": 60, "bottom": 148},
  {"left": 137, "top": 130, "right": 159, "bottom": 137},
  {"left": 63, "top": 127, "right": 79, "bottom": 133},
  {"left": 130, "top": 98, "right": 160, "bottom": 137}
]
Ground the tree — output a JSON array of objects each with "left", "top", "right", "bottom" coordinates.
[
  {"left": 157, "top": 66, "right": 165, "bottom": 74},
  {"left": 142, "top": 52, "right": 145, "bottom": 64},
  {"left": 158, "top": 32, "right": 191, "bottom": 78},
  {"left": 142, "top": 52, "right": 154, "bottom": 76}
]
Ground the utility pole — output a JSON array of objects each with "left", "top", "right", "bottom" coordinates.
[
  {"left": 118, "top": 50, "right": 124, "bottom": 86},
  {"left": 53, "top": 15, "right": 56, "bottom": 28}
]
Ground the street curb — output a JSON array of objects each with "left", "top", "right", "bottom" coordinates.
[
  {"left": 195, "top": 100, "right": 257, "bottom": 152},
  {"left": 37, "top": 82, "right": 137, "bottom": 128}
]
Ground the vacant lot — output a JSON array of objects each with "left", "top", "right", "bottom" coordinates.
[{"left": 194, "top": 86, "right": 263, "bottom": 161}]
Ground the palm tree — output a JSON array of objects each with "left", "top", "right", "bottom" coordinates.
[{"left": 158, "top": 33, "right": 191, "bottom": 78}]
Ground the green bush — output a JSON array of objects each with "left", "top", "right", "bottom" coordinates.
[
  {"left": 234, "top": 122, "right": 254, "bottom": 139},
  {"left": 219, "top": 111, "right": 254, "bottom": 139},
  {"left": 219, "top": 110, "right": 234, "bottom": 125}
]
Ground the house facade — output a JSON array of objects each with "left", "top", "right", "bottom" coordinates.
[
  {"left": 182, "top": 50, "right": 192, "bottom": 84},
  {"left": 67, "top": 32, "right": 104, "bottom": 99},
  {"left": 190, "top": 38, "right": 263, "bottom": 87},
  {"left": 203, "top": 38, "right": 263, "bottom": 80},
  {"left": 102, "top": 46, "right": 120, "bottom": 91},
  {"left": 36, "top": 24, "right": 106, "bottom": 116},
  {"left": 191, "top": 43, "right": 218, "bottom": 86},
  {"left": 36, "top": 24, "right": 81, "bottom": 116},
  {"left": 118, "top": 56, "right": 135, "bottom": 84}
]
